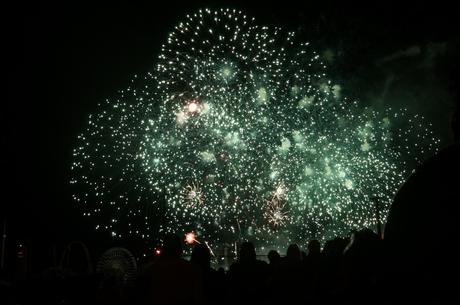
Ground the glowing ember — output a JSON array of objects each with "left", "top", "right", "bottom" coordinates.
[{"left": 185, "top": 232, "right": 197, "bottom": 244}]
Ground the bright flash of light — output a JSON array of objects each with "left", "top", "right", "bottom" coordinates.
[
  {"left": 185, "top": 231, "right": 200, "bottom": 244},
  {"left": 188, "top": 101, "right": 199, "bottom": 113}
]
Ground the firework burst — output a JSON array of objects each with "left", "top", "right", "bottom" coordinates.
[
  {"left": 182, "top": 182, "right": 205, "bottom": 207},
  {"left": 264, "top": 197, "right": 289, "bottom": 228},
  {"left": 71, "top": 8, "right": 439, "bottom": 249}
]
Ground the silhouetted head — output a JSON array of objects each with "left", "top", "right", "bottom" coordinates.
[
  {"left": 286, "top": 244, "right": 301, "bottom": 262},
  {"left": 267, "top": 250, "right": 281, "bottom": 265},
  {"left": 191, "top": 244, "right": 211, "bottom": 268},
  {"left": 307, "top": 239, "right": 321, "bottom": 256},
  {"left": 239, "top": 242, "right": 256, "bottom": 263},
  {"left": 353, "top": 228, "right": 379, "bottom": 246},
  {"left": 345, "top": 228, "right": 380, "bottom": 256},
  {"left": 161, "top": 233, "right": 182, "bottom": 259},
  {"left": 323, "top": 238, "right": 347, "bottom": 257}
]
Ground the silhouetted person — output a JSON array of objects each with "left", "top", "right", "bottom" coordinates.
[
  {"left": 341, "top": 229, "right": 381, "bottom": 304},
  {"left": 267, "top": 250, "right": 281, "bottom": 272},
  {"left": 271, "top": 244, "right": 305, "bottom": 304},
  {"left": 191, "top": 244, "right": 223, "bottom": 304},
  {"left": 266, "top": 249, "right": 281, "bottom": 295},
  {"left": 321, "top": 238, "right": 348, "bottom": 303},
  {"left": 384, "top": 99, "right": 460, "bottom": 302},
  {"left": 307, "top": 239, "right": 321, "bottom": 256},
  {"left": 286, "top": 243, "right": 302, "bottom": 263},
  {"left": 303, "top": 240, "right": 323, "bottom": 304},
  {"left": 148, "top": 234, "right": 203, "bottom": 305},
  {"left": 226, "top": 242, "right": 268, "bottom": 304}
]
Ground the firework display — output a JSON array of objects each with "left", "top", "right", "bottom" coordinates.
[{"left": 71, "top": 9, "right": 439, "bottom": 251}]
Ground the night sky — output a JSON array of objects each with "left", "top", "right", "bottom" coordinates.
[{"left": 6, "top": 0, "right": 460, "bottom": 268}]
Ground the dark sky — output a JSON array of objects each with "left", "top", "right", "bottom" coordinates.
[{"left": 5, "top": 0, "right": 460, "bottom": 265}]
